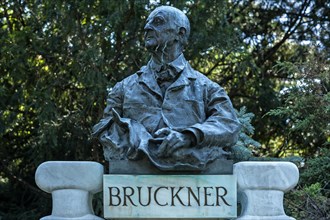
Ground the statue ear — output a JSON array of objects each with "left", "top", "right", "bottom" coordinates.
[
  {"left": 178, "top": 27, "right": 187, "bottom": 45},
  {"left": 179, "top": 27, "right": 186, "bottom": 36}
]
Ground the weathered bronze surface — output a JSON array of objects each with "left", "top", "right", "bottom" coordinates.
[{"left": 93, "top": 6, "right": 240, "bottom": 171}]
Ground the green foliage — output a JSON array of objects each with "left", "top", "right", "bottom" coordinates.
[
  {"left": 221, "top": 0, "right": 330, "bottom": 158},
  {"left": 231, "top": 107, "right": 260, "bottom": 162},
  {"left": 0, "top": 0, "right": 150, "bottom": 218},
  {"left": 285, "top": 183, "right": 330, "bottom": 220},
  {"left": 267, "top": 52, "right": 330, "bottom": 156},
  {"left": 236, "top": 107, "right": 261, "bottom": 148},
  {"left": 1, "top": 0, "right": 329, "bottom": 219},
  {"left": 300, "top": 148, "right": 330, "bottom": 196},
  {"left": 285, "top": 149, "right": 330, "bottom": 219},
  {"left": 232, "top": 107, "right": 303, "bottom": 164}
]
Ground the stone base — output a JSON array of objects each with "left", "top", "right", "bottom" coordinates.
[
  {"left": 109, "top": 158, "right": 233, "bottom": 174},
  {"left": 111, "top": 219, "right": 227, "bottom": 220},
  {"left": 236, "top": 215, "right": 294, "bottom": 220},
  {"left": 41, "top": 214, "right": 103, "bottom": 220},
  {"left": 35, "top": 161, "right": 299, "bottom": 220}
]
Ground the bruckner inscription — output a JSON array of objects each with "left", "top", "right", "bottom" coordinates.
[
  {"left": 108, "top": 186, "right": 231, "bottom": 207},
  {"left": 93, "top": 5, "right": 240, "bottom": 171},
  {"left": 103, "top": 175, "right": 237, "bottom": 218}
]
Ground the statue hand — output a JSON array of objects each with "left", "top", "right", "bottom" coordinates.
[
  {"left": 154, "top": 127, "right": 171, "bottom": 138},
  {"left": 111, "top": 108, "right": 128, "bottom": 128},
  {"left": 155, "top": 129, "right": 192, "bottom": 158}
]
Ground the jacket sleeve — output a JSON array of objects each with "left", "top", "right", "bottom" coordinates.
[
  {"left": 189, "top": 81, "right": 241, "bottom": 148},
  {"left": 92, "top": 81, "right": 124, "bottom": 137},
  {"left": 92, "top": 80, "right": 155, "bottom": 161}
]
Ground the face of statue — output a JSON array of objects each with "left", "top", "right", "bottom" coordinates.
[{"left": 144, "top": 8, "right": 179, "bottom": 51}]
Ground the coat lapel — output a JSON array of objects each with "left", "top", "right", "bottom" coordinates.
[
  {"left": 137, "top": 57, "right": 197, "bottom": 96},
  {"left": 168, "top": 64, "right": 197, "bottom": 91},
  {"left": 137, "top": 66, "right": 163, "bottom": 98}
]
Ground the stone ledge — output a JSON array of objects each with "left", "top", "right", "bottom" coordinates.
[
  {"left": 234, "top": 161, "right": 299, "bottom": 220},
  {"left": 41, "top": 214, "right": 103, "bottom": 220},
  {"left": 109, "top": 158, "right": 233, "bottom": 174},
  {"left": 234, "top": 161, "right": 299, "bottom": 191},
  {"left": 35, "top": 161, "right": 103, "bottom": 193}
]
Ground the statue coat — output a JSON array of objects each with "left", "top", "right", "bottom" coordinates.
[{"left": 93, "top": 56, "right": 240, "bottom": 170}]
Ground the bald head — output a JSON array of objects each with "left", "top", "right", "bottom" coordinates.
[
  {"left": 148, "top": 6, "right": 190, "bottom": 45},
  {"left": 144, "top": 6, "right": 190, "bottom": 50},
  {"left": 144, "top": 6, "right": 190, "bottom": 62}
]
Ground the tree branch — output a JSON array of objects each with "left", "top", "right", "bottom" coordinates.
[
  {"left": 0, "top": 159, "right": 51, "bottom": 199},
  {"left": 257, "top": 0, "right": 312, "bottom": 65},
  {"left": 205, "top": 50, "right": 234, "bottom": 76}
]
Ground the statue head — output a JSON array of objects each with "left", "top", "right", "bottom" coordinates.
[{"left": 144, "top": 6, "right": 190, "bottom": 55}]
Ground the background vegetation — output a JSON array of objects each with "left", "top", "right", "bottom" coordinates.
[{"left": 0, "top": 0, "right": 329, "bottom": 219}]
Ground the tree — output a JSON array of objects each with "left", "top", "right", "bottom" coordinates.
[
  {"left": 1, "top": 0, "right": 329, "bottom": 219},
  {"left": 1, "top": 1, "right": 149, "bottom": 218},
  {"left": 221, "top": 0, "right": 330, "bottom": 157},
  {"left": 267, "top": 51, "right": 329, "bottom": 156}
]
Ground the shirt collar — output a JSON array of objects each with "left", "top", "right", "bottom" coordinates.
[
  {"left": 148, "top": 53, "right": 187, "bottom": 74},
  {"left": 136, "top": 54, "right": 197, "bottom": 83}
]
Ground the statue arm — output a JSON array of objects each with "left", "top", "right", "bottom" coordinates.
[
  {"left": 92, "top": 81, "right": 124, "bottom": 137},
  {"left": 189, "top": 82, "right": 241, "bottom": 148},
  {"left": 92, "top": 80, "right": 154, "bottom": 160}
]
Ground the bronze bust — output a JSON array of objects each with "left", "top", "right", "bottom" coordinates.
[{"left": 93, "top": 6, "right": 240, "bottom": 171}]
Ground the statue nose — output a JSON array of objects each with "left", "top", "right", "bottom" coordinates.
[{"left": 144, "top": 22, "right": 152, "bottom": 31}]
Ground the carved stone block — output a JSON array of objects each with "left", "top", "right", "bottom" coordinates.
[{"left": 35, "top": 161, "right": 104, "bottom": 220}]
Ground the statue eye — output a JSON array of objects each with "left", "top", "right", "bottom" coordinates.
[{"left": 153, "top": 17, "right": 164, "bottom": 25}]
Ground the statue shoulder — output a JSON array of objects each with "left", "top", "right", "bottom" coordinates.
[
  {"left": 118, "top": 65, "right": 147, "bottom": 85},
  {"left": 188, "top": 66, "right": 223, "bottom": 89}
]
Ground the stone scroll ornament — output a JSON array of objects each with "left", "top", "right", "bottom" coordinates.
[{"left": 93, "top": 6, "right": 241, "bottom": 171}]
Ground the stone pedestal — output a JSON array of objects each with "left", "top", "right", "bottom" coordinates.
[
  {"left": 233, "top": 162, "right": 299, "bottom": 220},
  {"left": 109, "top": 158, "right": 233, "bottom": 174},
  {"left": 35, "top": 161, "right": 104, "bottom": 220}
]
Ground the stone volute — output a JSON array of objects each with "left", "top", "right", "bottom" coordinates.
[
  {"left": 233, "top": 161, "right": 299, "bottom": 220},
  {"left": 35, "top": 161, "right": 104, "bottom": 220}
]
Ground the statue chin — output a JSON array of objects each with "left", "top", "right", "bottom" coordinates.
[
  {"left": 145, "top": 37, "right": 165, "bottom": 51},
  {"left": 145, "top": 42, "right": 158, "bottom": 52}
]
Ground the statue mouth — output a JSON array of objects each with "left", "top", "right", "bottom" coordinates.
[
  {"left": 145, "top": 30, "right": 156, "bottom": 40},
  {"left": 145, "top": 34, "right": 155, "bottom": 40}
]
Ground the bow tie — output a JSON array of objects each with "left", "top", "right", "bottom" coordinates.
[{"left": 155, "top": 66, "right": 177, "bottom": 83}]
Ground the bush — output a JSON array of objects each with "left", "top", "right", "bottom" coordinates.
[{"left": 285, "top": 149, "right": 330, "bottom": 219}]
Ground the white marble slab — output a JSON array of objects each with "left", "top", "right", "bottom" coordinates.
[{"left": 103, "top": 175, "right": 236, "bottom": 219}]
